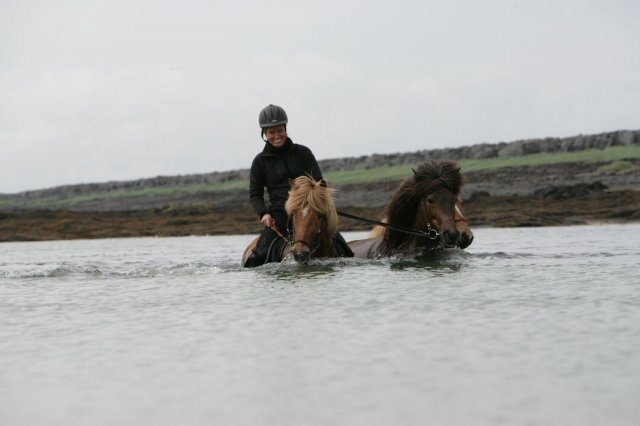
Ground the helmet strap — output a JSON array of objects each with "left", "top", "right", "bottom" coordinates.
[{"left": 261, "top": 125, "right": 287, "bottom": 143}]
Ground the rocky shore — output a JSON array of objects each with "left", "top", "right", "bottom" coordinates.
[
  {"left": 1, "top": 129, "right": 639, "bottom": 242},
  {"left": 2, "top": 186, "right": 638, "bottom": 242}
]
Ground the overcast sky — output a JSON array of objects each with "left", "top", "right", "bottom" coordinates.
[{"left": 1, "top": 0, "right": 638, "bottom": 193}]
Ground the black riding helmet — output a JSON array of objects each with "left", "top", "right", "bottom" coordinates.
[{"left": 259, "top": 104, "right": 288, "bottom": 140}]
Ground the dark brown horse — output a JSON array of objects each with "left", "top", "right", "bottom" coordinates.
[
  {"left": 348, "top": 160, "right": 473, "bottom": 259},
  {"left": 241, "top": 176, "right": 347, "bottom": 266}
]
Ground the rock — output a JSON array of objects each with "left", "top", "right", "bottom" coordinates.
[
  {"left": 616, "top": 130, "right": 636, "bottom": 146},
  {"left": 467, "top": 191, "right": 491, "bottom": 201},
  {"left": 467, "top": 143, "right": 503, "bottom": 159},
  {"left": 534, "top": 181, "right": 608, "bottom": 200}
]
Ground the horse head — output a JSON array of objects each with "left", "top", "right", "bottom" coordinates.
[
  {"left": 382, "top": 160, "right": 464, "bottom": 252},
  {"left": 285, "top": 176, "right": 338, "bottom": 264}
]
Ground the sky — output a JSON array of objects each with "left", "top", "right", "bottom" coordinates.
[{"left": 1, "top": 0, "right": 639, "bottom": 194}]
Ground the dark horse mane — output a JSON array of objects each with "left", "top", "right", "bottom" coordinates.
[{"left": 382, "top": 160, "right": 463, "bottom": 251}]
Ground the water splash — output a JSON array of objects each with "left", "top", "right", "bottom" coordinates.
[{"left": 0, "top": 262, "right": 223, "bottom": 279}]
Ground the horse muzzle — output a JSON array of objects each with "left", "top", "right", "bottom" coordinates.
[
  {"left": 440, "top": 229, "right": 460, "bottom": 248},
  {"left": 458, "top": 231, "right": 474, "bottom": 249},
  {"left": 292, "top": 247, "right": 311, "bottom": 264}
]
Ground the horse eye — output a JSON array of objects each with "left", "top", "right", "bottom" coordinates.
[{"left": 425, "top": 196, "right": 435, "bottom": 204}]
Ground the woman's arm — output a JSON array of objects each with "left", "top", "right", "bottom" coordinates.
[{"left": 249, "top": 156, "right": 268, "bottom": 218}]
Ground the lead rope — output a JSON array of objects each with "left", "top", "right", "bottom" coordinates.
[
  {"left": 270, "top": 223, "right": 292, "bottom": 244},
  {"left": 337, "top": 210, "right": 439, "bottom": 240}
]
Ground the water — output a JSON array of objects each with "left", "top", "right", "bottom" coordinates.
[{"left": 1, "top": 224, "right": 640, "bottom": 426}]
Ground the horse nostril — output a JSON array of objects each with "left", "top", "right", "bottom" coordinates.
[
  {"left": 458, "top": 233, "right": 474, "bottom": 249},
  {"left": 293, "top": 250, "right": 310, "bottom": 264},
  {"left": 442, "top": 230, "right": 460, "bottom": 246}
]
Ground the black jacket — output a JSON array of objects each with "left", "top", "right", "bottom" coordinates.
[{"left": 249, "top": 138, "right": 322, "bottom": 218}]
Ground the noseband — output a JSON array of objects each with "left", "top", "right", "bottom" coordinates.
[
  {"left": 422, "top": 221, "right": 439, "bottom": 240},
  {"left": 291, "top": 214, "right": 325, "bottom": 256}
]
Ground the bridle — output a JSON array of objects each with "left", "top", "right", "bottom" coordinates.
[
  {"left": 417, "top": 197, "right": 440, "bottom": 241},
  {"left": 271, "top": 208, "right": 326, "bottom": 257},
  {"left": 289, "top": 213, "right": 326, "bottom": 256}
]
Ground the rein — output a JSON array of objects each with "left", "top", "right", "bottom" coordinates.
[
  {"left": 337, "top": 210, "right": 439, "bottom": 240},
  {"left": 270, "top": 223, "right": 292, "bottom": 244}
]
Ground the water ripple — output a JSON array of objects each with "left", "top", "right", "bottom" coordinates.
[
  {"left": 0, "top": 262, "right": 223, "bottom": 279},
  {"left": 1, "top": 227, "right": 640, "bottom": 426}
]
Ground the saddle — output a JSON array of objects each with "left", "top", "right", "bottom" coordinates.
[
  {"left": 333, "top": 234, "right": 354, "bottom": 258},
  {"left": 266, "top": 236, "right": 288, "bottom": 263}
]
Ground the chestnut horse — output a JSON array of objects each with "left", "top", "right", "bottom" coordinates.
[
  {"left": 241, "top": 176, "right": 348, "bottom": 266},
  {"left": 348, "top": 160, "right": 473, "bottom": 259}
]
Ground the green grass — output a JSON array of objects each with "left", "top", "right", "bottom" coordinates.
[
  {"left": 2, "top": 145, "right": 638, "bottom": 210},
  {"left": 323, "top": 145, "right": 640, "bottom": 184},
  {"left": 597, "top": 160, "right": 640, "bottom": 174},
  {"left": 458, "top": 144, "right": 640, "bottom": 173},
  {"left": 0, "top": 180, "right": 249, "bottom": 210},
  {"left": 324, "top": 164, "right": 416, "bottom": 185}
]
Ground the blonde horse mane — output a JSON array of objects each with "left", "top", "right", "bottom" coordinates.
[
  {"left": 285, "top": 175, "right": 338, "bottom": 237},
  {"left": 369, "top": 221, "right": 387, "bottom": 238}
]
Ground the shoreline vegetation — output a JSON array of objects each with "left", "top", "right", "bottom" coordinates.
[{"left": 1, "top": 129, "right": 639, "bottom": 242}]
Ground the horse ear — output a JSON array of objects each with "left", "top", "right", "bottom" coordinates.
[
  {"left": 319, "top": 179, "right": 327, "bottom": 187},
  {"left": 412, "top": 168, "right": 417, "bottom": 175}
]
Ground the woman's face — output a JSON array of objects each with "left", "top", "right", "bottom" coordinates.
[{"left": 264, "top": 125, "right": 287, "bottom": 149}]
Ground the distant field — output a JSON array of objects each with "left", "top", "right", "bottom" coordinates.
[
  {"left": 1, "top": 145, "right": 639, "bottom": 210},
  {"left": 0, "top": 180, "right": 247, "bottom": 210},
  {"left": 459, "top": 144, "right": 640, "bottom": 173},
  {"left": 325, "top": 144, "right": 640, "bottom": 185}
]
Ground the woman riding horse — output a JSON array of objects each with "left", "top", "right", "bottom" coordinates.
[
  {"left": 242, "top": 175, "right": 351, "bottom": 266},
  {"left": 244, "top": 104, "right": 353, "bottom": 267}
]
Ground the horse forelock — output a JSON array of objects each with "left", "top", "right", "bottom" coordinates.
[
  {"left": 413, "top": 160, "right": 463, "bottom": 196},
  {"left": 285, "top": 175, "right": 338, "bottom": 236}
]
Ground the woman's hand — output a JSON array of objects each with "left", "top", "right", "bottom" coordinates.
[{"left": 261, "top": 213, "right": 274, "bottom": 228}]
